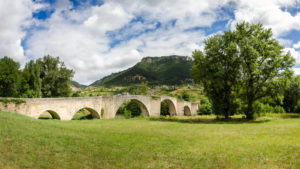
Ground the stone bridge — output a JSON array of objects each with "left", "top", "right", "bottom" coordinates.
[{"left": 0, "top": 95, "right": 198, "bottom": 120}]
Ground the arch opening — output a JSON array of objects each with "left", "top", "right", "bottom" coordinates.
[
  {"left": 115, "top": 99, "right": 149, "bottom": 118},
  {"left": 72, "top": 107, "right": 100, "bottom": 120},
  {"left": 160, "top": 99, "right": 176, "bottom": 116},
  {"left": 38, "top": 110, "right": 60, "bottom": 120},
  {"left": 184, "top": 106, "right": 192, "bottom": 116}
]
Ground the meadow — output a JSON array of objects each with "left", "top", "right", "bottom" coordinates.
[{"left": 0, "top": 111, "right": 300, "bottom": 169}]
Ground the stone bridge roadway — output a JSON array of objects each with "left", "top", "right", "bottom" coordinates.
[{"left": 0, "top": 95, "right": 199, "bottom": 120}]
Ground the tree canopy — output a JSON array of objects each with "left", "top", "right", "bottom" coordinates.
[
  {"left": 0, "top": 56, "right": 21, "bottom": 97},
  {"left": 192, "top": 22, "right": 295, "bottom": 119},
  {"left": 191, "top": 32, "right": 241, "bottom": 118},
  {"left": 0, "top": 55, "right": 74, "bottom": 98}
]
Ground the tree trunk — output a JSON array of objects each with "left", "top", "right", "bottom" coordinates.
[
  {"left": 224, "top": 113, "right": 229, "bottom": 119},
  {"left": 246, "top": 99, "right": 254, "bottom": 119}
]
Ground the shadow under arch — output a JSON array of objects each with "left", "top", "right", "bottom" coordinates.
[
  {"left": 72, "top": 107, "right": 100, "bottom": 120},
  {"left": 38, "top": 110, "right": 60, "bottom": 120},
  {"left": 184, "top": 106, "right": 192, "bottom": 116},
  {"left": 115, "top": 99, "right": 150, "bottom": 117},
  {"left": 161, "top": 99, "right": 176, "bottom": 116}
]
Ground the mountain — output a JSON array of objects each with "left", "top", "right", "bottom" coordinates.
[
  {"left": 90, "top": 55, "right": 193, "bottom": 86},
  {"left": 71, "top": 81, "right": 87, "bottom": 89}
]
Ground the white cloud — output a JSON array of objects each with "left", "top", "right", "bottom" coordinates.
[
  {"left": 294, "top": 41, "right": 300, "bottom": 48},
  {"left": 293, "top": 68, "right": 300, "bottom": 75},
  {"left": 0, "top": 0, "right": 45, "bottom": 62},
  {"left": 24, "top": 0, "right": 215, "bottom": 84},
  {"left": 84, "top": 2, "right": 134, "bottom": 34},
  {"left": 283, "top": 48, "right": 300, "bottom": 65},
  {"left": 231, "top": 0, "right": 300, "bottom": 36},
  {"left": 106, "top": 0, "right": 232, "bottom": 29},
  {"left": 2, "top": 0, "right": 300, "bottom": 85},
  {"left": 278, "top": 38, "right": 293, "bottom": 47}
]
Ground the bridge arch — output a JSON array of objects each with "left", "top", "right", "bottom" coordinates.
[
  {"left": 161, "top": 99, "right": 176, "bottom": 116},
  {"left": 184, "top": 106, "right": 191, "bottom": 116},
  {"left": 73, "top": 107, "right": 100, "bottom": 120},
  {"left": 115, "top": 99, "right": 150, "bottom": 117},
  {"left": 38, "top": 110, "right": 60, "bottom": 120}
]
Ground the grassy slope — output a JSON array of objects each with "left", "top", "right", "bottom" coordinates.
[{"left": 0, "top": 111, "right": 300, "bottom": 169}]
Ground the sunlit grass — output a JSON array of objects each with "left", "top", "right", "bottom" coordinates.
[{"left": 0, "top": 111, "right": 299, "bottom": 168}]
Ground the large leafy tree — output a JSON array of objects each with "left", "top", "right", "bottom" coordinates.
[
  {"left": 37, "top": 55, "right": 74, "bottom": 97},
  {"left": 236, "top": 22, "right": 294, "bottom": 119},
  {"left": 191, "top": 31, "right": 241, "bottom": 118},
  {"left": 192, "top": 22, "right": 295, "bottom": 119},
  {"left": 0, "top": 56, "right": 21, "bottom": 97}
]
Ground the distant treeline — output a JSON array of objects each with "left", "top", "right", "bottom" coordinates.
[{"left": 0, "top": 55, "right": 73, "bottom": 98}]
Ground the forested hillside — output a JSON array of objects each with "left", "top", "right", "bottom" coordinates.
[{"left": 90, "top": 55, "right": 193, "bottom": 86}]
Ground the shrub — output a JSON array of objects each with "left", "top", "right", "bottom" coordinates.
[
  {"left": 253, "top": 102, "right": 266, "bottom": 117},
  {"left": 198, "top": 97, "right": 212, "bottom": 115},
  {"left": 264, "top": 104, "right": 274, "bottom": 113},
  {"left": 72, "top": 91, "right": 80, "bottom": 97},
  {"left": 124, "top": 108, "right": 131, "bottom": 119},
  {"left": 274, "top": 106, "right": 286, "bottom": 113},
  {"left": 198, "top": 104, "right": 212, "bottom": 115},
  {"left": 181, "top": 91, "right": 190, "bottom": 101},
  {"left": 160, "top": 101, "right": 169, "bottom": 116},
  {"left": 295, "top": 100, "right": 300, "bottom": 113},
  {"left": 101, "top": 108, "right": 104, "bottom": 118}
]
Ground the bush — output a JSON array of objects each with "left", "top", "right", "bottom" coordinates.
[
  {"left": 274, "top": 106, "right": 286, "bottom": 113},
  {"left": 253, "top": 102, "right": 285, "bottom": 116},
  {"left": 101, "top": 108, "right": 104, "bottom": 118},
  {"left": 124, "top": 108, "right": 131, "bottom": 119},
  {"left": 295, "top": 100, "right": 300, "bottom": 113},
  {"left": 72, "top": 91, "right": 80, "bottom": 97},
  {"left": 181, "top": 91, "right": 190, "bottom": 101},
  {"left": 198, "top": 97, "right": 212, "bottom": 115},
  {"left": 253, "top": 102, "right": 266, "bottom": 117},
  {"left": 264, "top": 104, "right": 274, "bottom": 113},
  {"left": 160, "top": 101, "right": 169, "bottom": 116}
]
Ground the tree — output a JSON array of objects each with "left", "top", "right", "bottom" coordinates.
[
  {"left": 191, "top": 22, "right": 295, "bottom": 119},
  {"left": 236, "top": 22, "right": 294, "bottom": 119},
  {"left": 0, "top": 56, "right": 21, "bottom": 97},
  {"left": 283, "top": 75, "right": 300, "bottom": 112},
  {"left": 20, "top": 60, "right": 42, "bottom": 97},
  {"left": 191, "top": 31, "right": 241, "bottom": 118},
  {"left": 37, "top": 55, "right": 74, "bottom": 97}
]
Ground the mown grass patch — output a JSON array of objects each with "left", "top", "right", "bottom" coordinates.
[{"left": 0, "top": 111, "right": 299, "bottom": 168}]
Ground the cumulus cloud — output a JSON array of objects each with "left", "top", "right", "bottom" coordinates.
[
  {"left": 24, "top": 0, "right": 219, "bottom": 84},
  {"left": 106, "top": 0, "right": 232, "bottom": 29},
  {"left": 0, "top": 0, "right": 45, "bottom": 62},
  {"left": 84, "top": 3, "right": 134, "bottom": 34},
  {"left": 230, "top": 0, "right": 300, "bottom": 36},
  {"left": 2, "top": 0, "right": 300, "bottom": 85}
]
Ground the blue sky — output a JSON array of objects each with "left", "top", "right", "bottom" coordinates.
[{"left": 1, "top": 0, "right": 300, "bottom": 84}]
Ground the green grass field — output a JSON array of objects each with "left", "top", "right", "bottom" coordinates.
[{"left": 0, "top": 111, "right": 300, "bottom": 169}]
